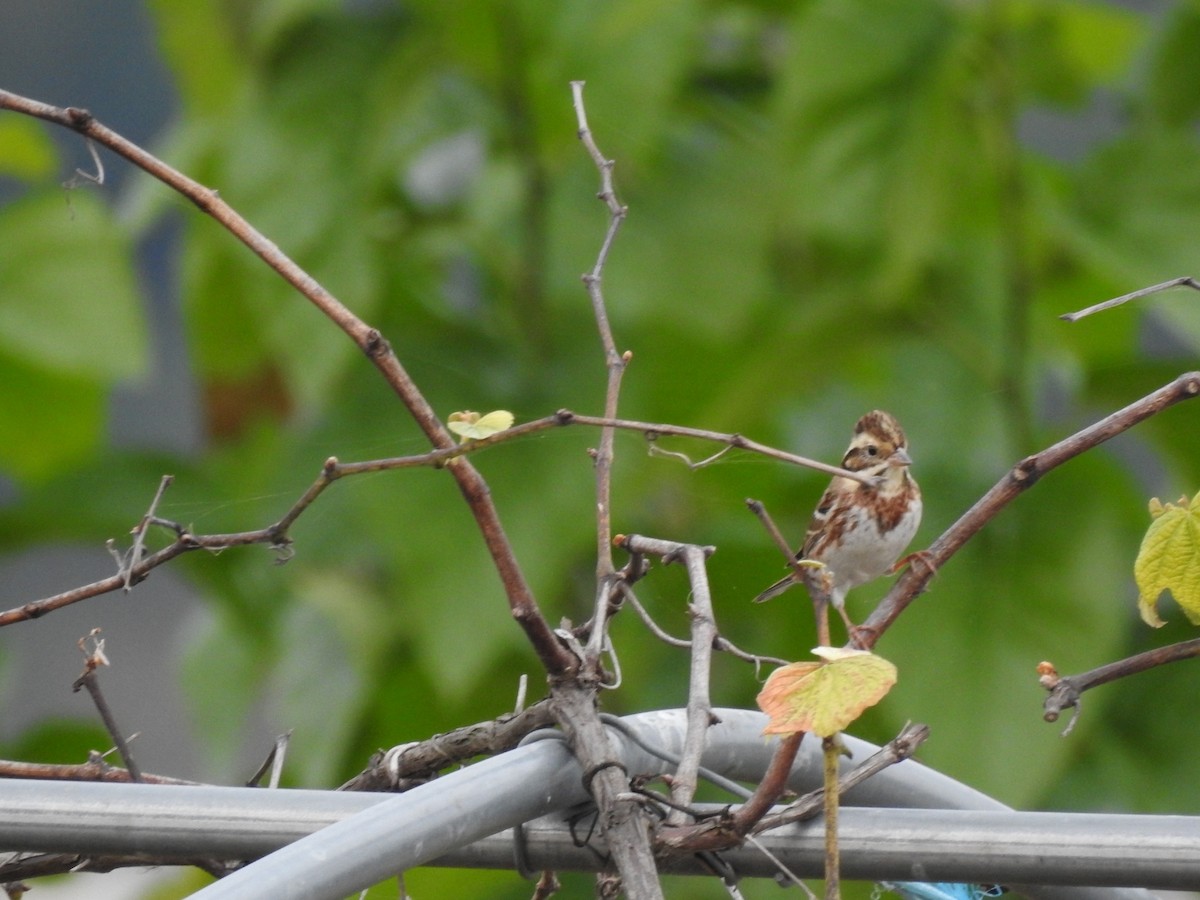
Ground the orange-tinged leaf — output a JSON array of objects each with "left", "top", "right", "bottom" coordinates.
[
  {"left": 447, "top": 409, "right": 514, "bottom": 441},
  {"left": 756, "top": 647, "right": 897, "bottom": 737},
  {"left": 1134, "top": 491, "right": 1200, "bottom": 628}
]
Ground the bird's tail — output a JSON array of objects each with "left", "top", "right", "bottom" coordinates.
[{"left": 752, "top": 575, "right": 798, "bottom": 604}]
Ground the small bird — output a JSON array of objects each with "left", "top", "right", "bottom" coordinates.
[{"left": 754, "top": 411, "right": 923, "bottom": 625}]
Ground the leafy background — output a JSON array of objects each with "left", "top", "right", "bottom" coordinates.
[{"left": 3, "top": 0, "right": 1200, "bottom": 897}]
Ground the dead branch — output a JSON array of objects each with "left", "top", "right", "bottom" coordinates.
[
  {"left": 340, "top": 698, "right": 557, "bottom": 791},
  {"left": 72, "top": 631, "right": 141, "bottom": 783},
  {"left": 0, "top": 758, "right": 196, "bottom": 785}
]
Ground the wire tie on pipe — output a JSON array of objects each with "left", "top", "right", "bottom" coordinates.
[{"left": 581, "top": 759, "right": 628, "bottom": 796}]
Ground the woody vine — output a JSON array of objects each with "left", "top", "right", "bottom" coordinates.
[{"left": 0, "top": 78, "right": 1198, "bottom": 900}]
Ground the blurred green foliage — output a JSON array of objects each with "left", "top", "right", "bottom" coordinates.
[{"left": 4, "top": 0, "right": 1200, "bottom": 896}]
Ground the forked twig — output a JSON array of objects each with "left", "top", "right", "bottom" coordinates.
[
  {"left": 617, "top": 535, "right": 718, "bottom": 823},
  {"left": 107, "top": 474, "right": 174, "bottom": 591}
]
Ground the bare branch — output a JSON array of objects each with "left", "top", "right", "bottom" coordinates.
[
  {"left": 71, "top": 631, "right": 141, "bottom": 783},
  {"left": 62, "top": 136, "right": 105, "bottom": 188},
  {"left": 572, "top": 80, "right": 630, "bottom": 579},
  {"left": 754, "top": 722, "right": 930, "bottom": 833},
  {"left": 558, "top": 81, "right": 662, "bottom": 900},
  {"left": 339, "top": 699, "right": 557, "bottom": 792},
  {"left": 0, "top": 88, "right": 573, "bottom": 674},
  {"left": 1041, "top": 637, "right": 1200, "bottom": 727},
  {"left": 655, "top": 722, "right": 930, "bottom": 855},
  {"left": 0, "top": 757, "right": 196, "bottom": 785},
  {"left": 617, "top": 536, "right": 718, "bottom": 822},
  {"left": 114, "top": 474, "right": 174, "bottom": 591},
  {"left": 860, "top": 372, "right": 1200, "bottom": 644},
  {"left": 1060, "top": 276, "right": 1200, "bottom": 321}
]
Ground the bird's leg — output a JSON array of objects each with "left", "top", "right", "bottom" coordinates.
[
  {"left": 811, "top": 592, "right": 832, "bottom": 648},
  {"left": 890, "top": 549, "right": 937, "bottom": 580}
]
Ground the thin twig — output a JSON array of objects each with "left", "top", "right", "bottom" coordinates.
[
  {"left": 746, "top": 499, "right": 796, "bottom": 561},
  {"left": 0, "top": 757, "right": 197, "bottom": 785},
  {"left": 1060, "top": 276, "right": 1200, "bottom": 322},
  {"left": 572, "top": 80, "right": 630, "bottom": 579},
  {"left": 0, "top": 411, "right": 871, "bottom": 629},
  {"left": 616, "top": 583, "right": 691, "bottom": 648},
  {"left": 115, "top": 474, "right": 174, "bottom": 590},
  {"left": 656, "top": 722, "right": 929, "bottom": 855},
  {"left": 753, "top": 722, "right": 930, "bottom": 833},
  {"left": 647, "top": 443, "right": 734, "bottom": 470},
  {"left": 71, "top": 630, "right": 141, "bottom": 783},
  {"left": 63, "top": 136, "right": 105, "bottom": 188},
  {"left": 551, "top": 84, "right": 665, "bottom": 900},
  {"left": 246, "top": 732, "right": 293, "bottom": 788},
  {"left": 747, "top": 498, "right": 834, "bottom": 646}
]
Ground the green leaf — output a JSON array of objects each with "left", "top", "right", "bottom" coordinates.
[
  {"left": 0, "top": 118, "right": 57, "bottom": 180},
  {"left": 179, "top": 607, "right": 266, "bottom": 779},
  {"left": 0, "top": 719, "right": 111, "bottom": 764},
  {"left": 0, "top": 190, "right": 147, "bottom": 379},
  {"left": 0, "top": 349, "right": 105, "bottom": 481},
  {"left": 1147, "top": 2, "right": 1200, "bottom": 125},
  {"left": 144, "top": 0, "right": 241, "bottom": 115},
  {"left": 262, "top": 584, "right": 368, "bottom": 785},
  {"left": 1067, "top": 131, "right": 1200, "bottom": 290},
  {"left": 1010, "top": 0, "right": 1142, "bottom": 96},
  {"left": 1135, "top": 492, "right": 1200, "bottom": 627}
]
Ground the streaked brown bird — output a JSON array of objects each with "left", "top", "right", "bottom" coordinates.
[{"left": 754, "top": 410, "right": 922, "bottom": 626}]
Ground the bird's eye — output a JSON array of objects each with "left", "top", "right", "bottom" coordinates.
[{"left": 866, "top": 445, "right": 878, "bottom": 456}]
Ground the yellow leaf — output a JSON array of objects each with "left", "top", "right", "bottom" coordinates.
[
  {"left": 447, "top": 409, "right": 514, "bottom": 441},
  {"left": 756, "top": 647, "right": 897, "bottom": 738},
  {"left": 1134, "top": 490, "right": 1200, "bottom": 628}
]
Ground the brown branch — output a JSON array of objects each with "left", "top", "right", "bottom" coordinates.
[
  {"left": 0, "top": 88, "right": 572, "bottom": 674},
  {"left": 0, "top": 407, "right": 870, "bottom": 630},
  {"left": 732, "top": 732, "right": 805, "bottom": 833},
  {"left": 0, "top": 521, "right": 280, "bottom": 627},
  {"left": 563, "top": 412, "right": 876, "bottom": 484},
  {"left": 754, "top": 722, "right": 929, "bottom": 833},
  {"left": 1041, "top": 637, "right": 1200, "bottom": 725},
  {"left": 0, "top": 757, "right": 196, "bottom": 785},
  {"left": 858, "top": 372, "right": 1200, "bottom": 645}
]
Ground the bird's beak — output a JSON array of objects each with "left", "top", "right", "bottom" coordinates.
[{"left": 890, "top": 448, "right": 913, "bottom": 467}]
